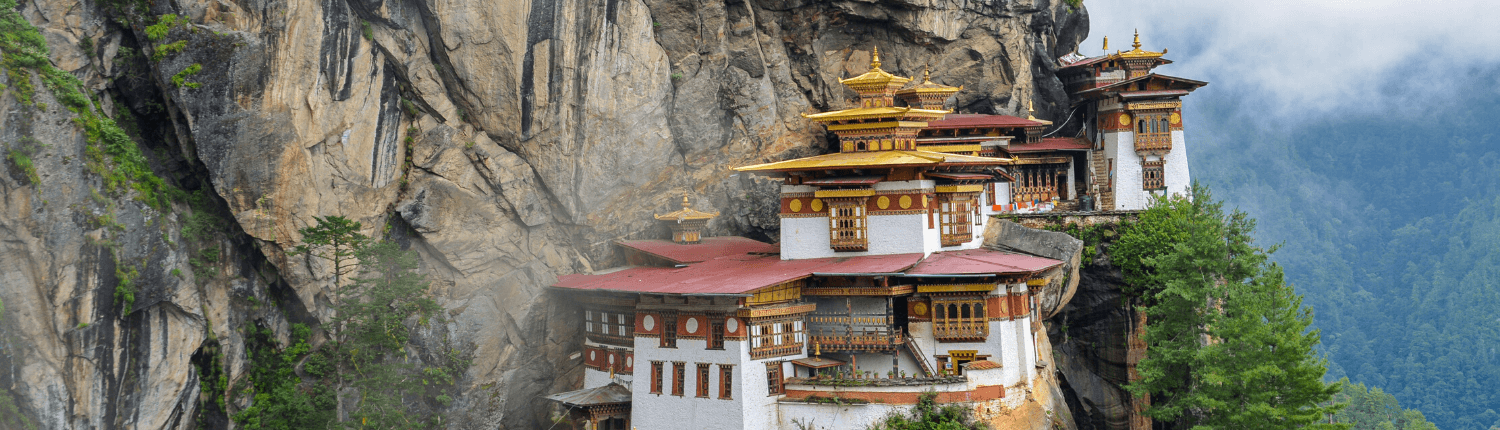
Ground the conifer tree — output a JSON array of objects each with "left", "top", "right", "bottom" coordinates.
[
  {"left": 292, "top": 215, "right": 368, "bottom": 423},
  {"left": 1116, "top": 184, "right": 1344, "bottom": 429},
  {"left": 340, "top": 241, "right": 445, "bottom": 428}
]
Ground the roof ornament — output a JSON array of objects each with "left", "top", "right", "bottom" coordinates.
[
  {"left": 1133, "top": 29, "right": 1142, "bottom": 50},
  {"left": 871, "top": 46, "right": 882, "bottom": 70},
  {"left": 1102, "top": 36, "right": 1108, "bottom": 52}
]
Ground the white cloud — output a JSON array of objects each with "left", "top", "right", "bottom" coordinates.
[{"left": 1079, "top": 1, "right": 1500, "bottom": 119}]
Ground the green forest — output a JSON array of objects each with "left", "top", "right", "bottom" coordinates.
[{"left": 1190, "top": 70, "right": 1500, "bottom": 429}]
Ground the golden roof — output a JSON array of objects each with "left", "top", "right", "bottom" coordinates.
[
  {"left": 735, "top": 150, "right": 1010, "bottom": 173},
  {"left": 801, "top": 106, "right": 949, "bottom": 122},
  {"left": 1115, "top": 30, "right": 1166, "bottom": 60},
  {"left": 838, "top": 47, "right": 913, "bottom": 89},
  {"left": 655, "top": 196, "right": 719, "bottom": 221},
  {"left": 897, "top": 67, "right": 962, "bottom": 95}
]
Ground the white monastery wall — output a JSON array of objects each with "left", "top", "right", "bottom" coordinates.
[
  {"left": 738, "top": 348, "right": 803, "bottom": 430},
  {"left": 1107, "top": 131, "right": 1149, "bottom": 210},
  {"left": 781, "top": 213, "right": 932, "bottom": 260},
  {"left": 778, "top": 402, "right": 904, "bottom": 430},
  {"left": 632, "top": 337, "right": 758, "bottom": 430},
  {"left": 1165, "top": 130, "right": 1191, "bottom": 199}
]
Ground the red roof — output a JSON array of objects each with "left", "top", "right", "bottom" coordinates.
[
  {"left": 553, "top": 253, "right": 925, "bottom": 295},
  {"left": 617, "top": 237, "right": 778, "bottom": 264},
  {"left": 964, "top": 360, "right": 1002, "bottom": 370},
  {"left": 926, "top": 172, "right": 994, "bottom": 180},
  {"left": 1007, "top": 138, "right": 1091, "bottom": 153},
  {"left": 804, "top": 176, "right": 885, "bottom": 186},
  {"left": 906, "top": 248, "right": 1062, "bottom": 275},
  {"left": 925, "top": 114, "right": 1045, "bottom": 130},
  {"left": 1117, "top": 90, "right": 1191, "bottom": 99}
]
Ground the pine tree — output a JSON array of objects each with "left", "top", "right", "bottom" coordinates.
[
  {"left": 1118, "top": 184, "right": 1344, "bottom": 429},
  {"left": 340, "top": 241, "right": 445, "bottom": 429},
  {"left": 291, "top": 215, "right": 368, "bottom": 424}
]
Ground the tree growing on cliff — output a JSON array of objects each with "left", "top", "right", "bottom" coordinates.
[
  {"left": 292, "top": 215, "right": 369, "bottom": 423},
  {"left": 1115, "top": 184, "right": 1344, "bottom": 429}
]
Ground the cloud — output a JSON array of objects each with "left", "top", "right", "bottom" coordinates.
[{"left": 1079, "top": 1, "right": 1500, "bottom": 120}]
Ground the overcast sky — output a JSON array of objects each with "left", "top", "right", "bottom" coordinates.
[{"left": 1080, "top": 1, "right": 1500, "bottom": 122}]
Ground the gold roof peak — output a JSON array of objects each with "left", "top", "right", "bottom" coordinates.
[
  {"left": 838, "top": 47, "right": 913, "bottom": 88},
  {"left": 655, "top": 195, "right": 719, "bottom": 222},
  {"left": 1026, "top": 99, "right": 1053, "bottom": 125},
  {"left": 1116, "top": 29, "right": 1166, "bottom": 60}
]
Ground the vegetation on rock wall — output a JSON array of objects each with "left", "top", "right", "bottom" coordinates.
[
  {"left": 1115, "top": 184, "right": 1344, "bottom": 429},
  {"left": 866, "top": 392, "right": 987, "bottom": 430},
  {"left": 233, "top": 216, "right": 460, "bottom": 428}
]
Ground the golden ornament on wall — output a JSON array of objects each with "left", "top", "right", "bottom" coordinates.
[
  {"left": 922, "top": 195, "right": 930, "bottom": 208},
  {"left": 913, "top": 302, "right": 929, "bottom": 316},
  {"left": 877, "top": 196, "right": 890, "bottom": 209},
  {"left": 811, "top": 198, "right": 824, "bottom": 212},
  {"left": 789, "top": 199, "right": 802, "bottom": 212},
  {"left": 899, "top": 195, "right": 912, "bottom": 209},
  {"left": 1170, "top": 112, "right": 1181, "bottom": 125},
  {"left": 1117, "top": 113, "right": 1131, "bottom": 126}
]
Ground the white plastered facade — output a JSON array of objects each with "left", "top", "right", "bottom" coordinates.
[
  {"left": 780, "top": 180, "right": 986, "bottom": 260},
  {"left": 630, "top": 335, "right": 804, "bottom": 430}
]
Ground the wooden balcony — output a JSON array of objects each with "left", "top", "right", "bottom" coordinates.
[
  {"left": 751, "top": 343, "right": 805, "bottom": 360},
  {"left": 933, "top": 320, "right": 988, "bottom": 342},
  {"left": 1134, "top": 133, "right": 1171, "bottom": 153},
  {"left": 809, "top": 327, "right": 905, "bottom": 352}
]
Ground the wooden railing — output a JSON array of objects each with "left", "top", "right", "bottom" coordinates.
[
  {"left": 904, "top": 336, "right": 936, "bottom": 377},
  {"left": 1134, "top": 133, "right": 1171, "bottom": 153},
  {"left": 750, "top": 343, "right": 805, "bottom": 360},
  {"left": 933, "top": 320, "right": 988, "bottom": 342},
  {"left": 810, "top": 327, "right": 904, "bottom": 352}
]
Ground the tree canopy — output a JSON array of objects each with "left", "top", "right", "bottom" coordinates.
[{"left": 1115, "top": 184, "right": 1343, "bottom": 429}]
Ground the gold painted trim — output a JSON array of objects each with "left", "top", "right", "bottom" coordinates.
[
  {"left": 826, "top": 120, "right": 933, "bottom": 131},
  {"left": 779, "top": 212, "right": 829, "bottom": 218},
  {"left": 1127, "top": 101, "right": 1182, "bottom": 111},
  {"left": 919, "top": 144, "right": 982, "bottom": 153},
  {"left": 935, "top": 185, "right": 983, "bottom": 193},
  {"left": 917, "top": 283, "right": 996, "bottom": 293},
  {"left": 738, "top": 303, "right": 817, "bottom": 318},
  {"left": 869, "top": 209, "right": 927, "bottom": 216},
  {"left": 814, "top": 189, "right": 876, "bottom": 198}
]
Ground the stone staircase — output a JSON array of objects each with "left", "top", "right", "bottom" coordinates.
[{"left": 1090, "top": 149, "right": 1115, "bottom": 211}]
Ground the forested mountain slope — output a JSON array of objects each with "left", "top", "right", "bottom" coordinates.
[{"left": 1192, "top": 70, "right": 1500, "bottom": 429}]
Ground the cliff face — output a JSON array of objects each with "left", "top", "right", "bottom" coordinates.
[{"left": 0, "top": 0, "right": 1088, "bottom": 428}]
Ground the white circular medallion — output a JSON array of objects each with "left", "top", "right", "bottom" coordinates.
[
  {"left": 685, "top": 317, "right": 700, "bottom": 334},
  {"left": 726, "top": 317, "right": 740, "bottom": 333},
  {"left": 643, "top": 315, "right": 655, "bottom": 331},
  {"left": 627, "top": 357, "right": 633, "bottom": 367},
  {"left": 589, "top": 350, "right": 596, "bottom": 361},
  {"left": 608, "top": 354, "right": 615, "bottom": 365}
]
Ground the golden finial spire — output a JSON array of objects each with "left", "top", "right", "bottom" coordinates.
[
  {"left": 1132, "top": 29, "right": 1142, "bottom": 50},
  {"left": 681, "top": 195, "right": 691, "bottom": 209},
  {"left": 1102, "top": 36, "right": 1108, "bottom": 51},
  {"left": 923, "top": 64, "right": 931, "bottom": 82},
  {"left": 871, "top": 46, "right": 882, "bottom": 70}
]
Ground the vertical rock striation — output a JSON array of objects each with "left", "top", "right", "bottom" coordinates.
[{"left": 0, "top": 0, "right": 1091, "bottom": 428}]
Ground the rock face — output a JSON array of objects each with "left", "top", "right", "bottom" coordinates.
[{"left": 0, "top": 0, "right": 1090, "bottom": 428}]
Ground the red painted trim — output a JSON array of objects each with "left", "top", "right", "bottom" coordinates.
[{"left": 783, "top": 385, "right": 1004, "bottom": 404}]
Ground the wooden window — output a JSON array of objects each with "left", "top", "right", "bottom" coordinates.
[
  {"left": 708, "top": 318, "right": 725, "bottom": 350},
  {"left": 1143, "top": 160, "right": 1166, "bottom": 190},
  {"left": 1133, "top": 111, "right": 1172, "bottom": 152},
  {"left": 939, "top": 193, "right": 975, "bottom": 246},
  {"left": 584, "top": 309, "right": 635, "bottom": 345},
  {"left": 750, "top": 318, "right": 804, "bottom": 359},
  {"left": 697, "top": 363, "right": 711, "bottom": 398},
  {"left": 827, "top": 197, "right": 868, "bottom": 251},
  {"left": 932, "top": 296, "right": 988, "bottom": 341},
  {"left": 650, "top": 361, "right": 663, "bottom": 394},
  {"left": 719, "top": 365, "right": 734, "bottom": 399},
  {"left": 672, "top": 362, "right": 686, "bottom": 396},
  {"left": 766, "top": 362, "right": 784, "bottom": 396},
  {"left": 660, "top": 313, "right": 678, "bottom": 348}
]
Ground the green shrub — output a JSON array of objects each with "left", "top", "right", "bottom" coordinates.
[
  {"left": 145, "top": 14, "right": 179, "bottom": 41},
  {"left": 171, "top": 63, "right": 202, "bottom": 88}
]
